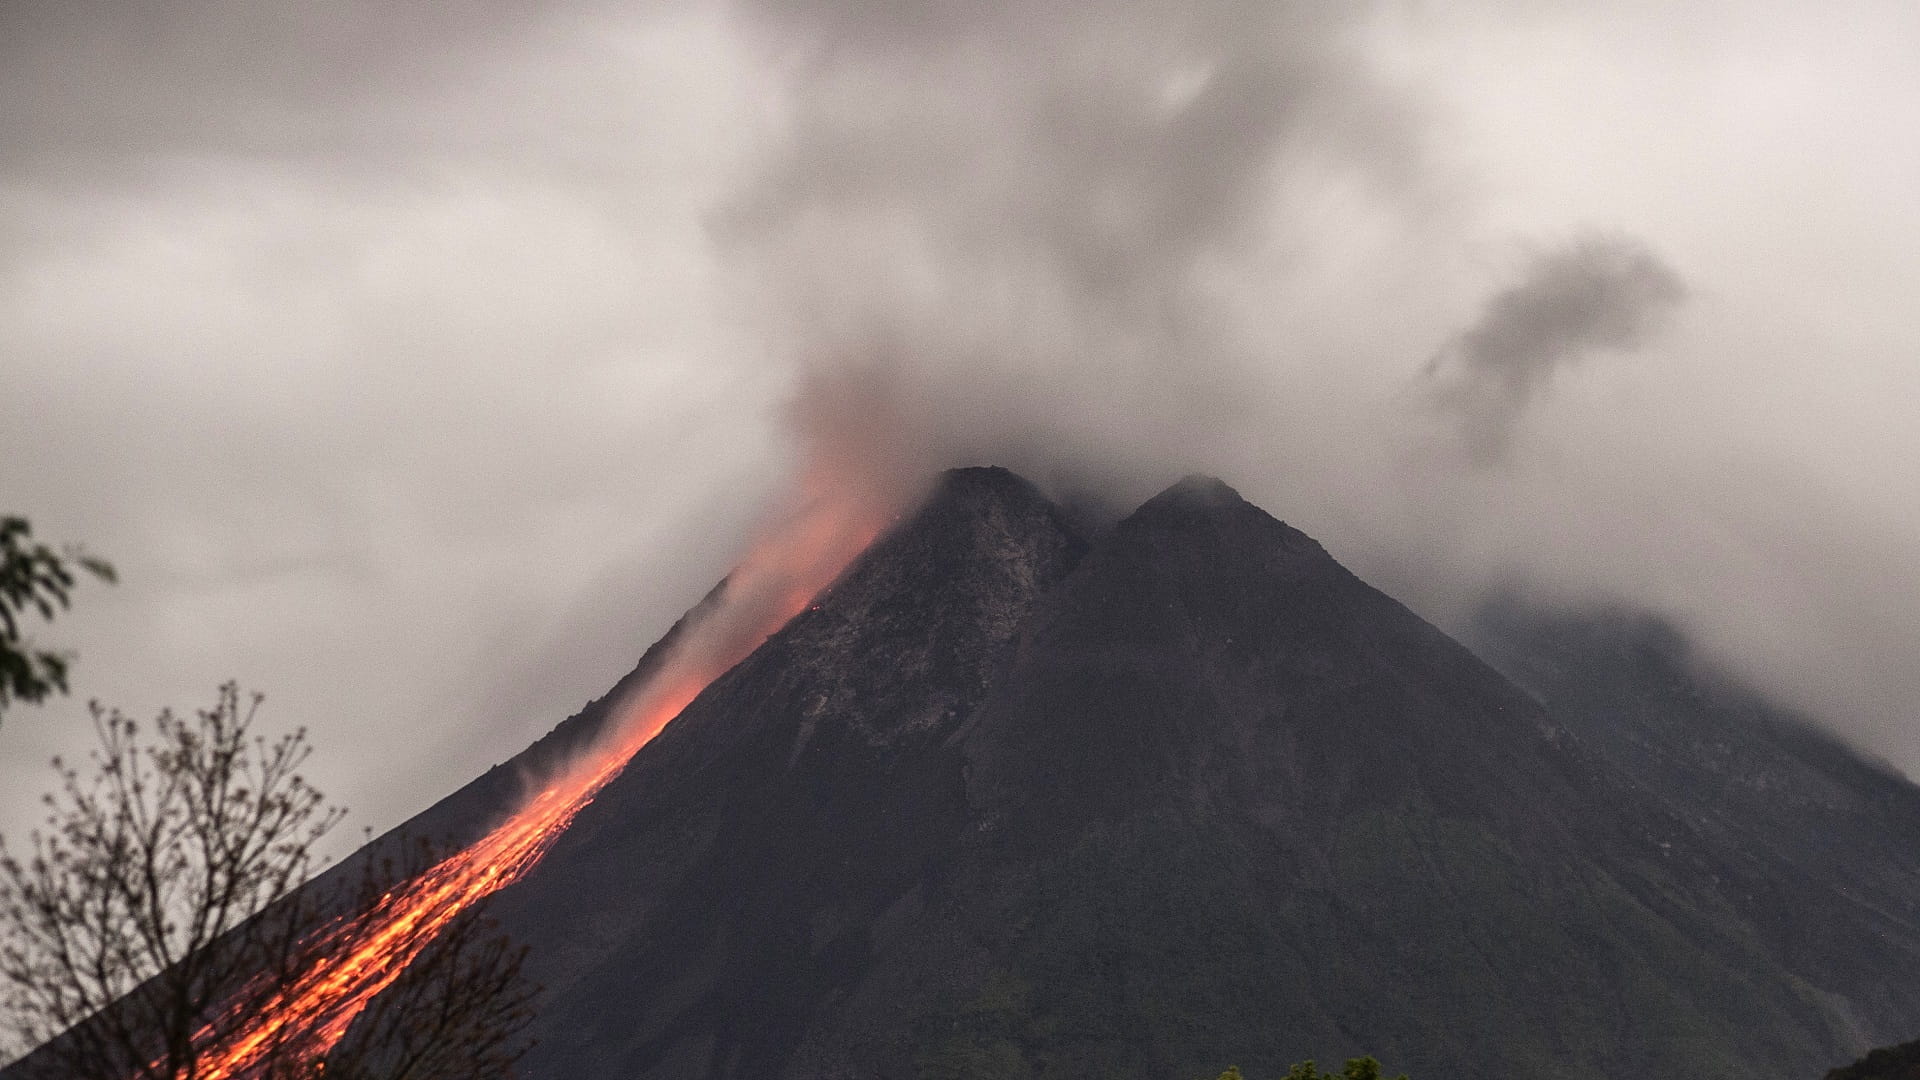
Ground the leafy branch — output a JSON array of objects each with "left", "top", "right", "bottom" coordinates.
[{"left": 0, "top": 516, "right": 116, "bottom": 718}]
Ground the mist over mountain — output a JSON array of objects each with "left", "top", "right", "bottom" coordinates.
[
  {"left": 308, "top": 466, "right": 1920, "bottom": 1080},
  {"left": 8, "top": 3, "right": 1920, "bottom": 894},
  {"left": 7, "top": 4, "right": 1920, "bottom": 1071}
]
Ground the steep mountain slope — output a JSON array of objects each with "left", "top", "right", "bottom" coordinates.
[
  {"left": 1469, "top": 602, "right": 1920, "bottom": 1059},
  {"left": 486, "top": 466, "right": 1088, "bottom": 1077},
  {"left": 1825, "top": 1037, "right": 1920, "bottom": 1080},
  {"left": 858, "top": 476, "right": 1858, "bottom": 1080},
  {"left": 15, "top": 467, "right": 1919, "bottom": 1079},
  {"left": 462, "top": 468, "right": 1920, "bottom": 1079}
]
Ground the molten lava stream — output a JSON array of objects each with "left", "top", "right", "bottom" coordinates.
[{"left": 187, "top": 490, "right": 887, "bottom": 1078}]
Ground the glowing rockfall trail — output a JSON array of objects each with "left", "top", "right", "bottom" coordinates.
[{"left": 188, "top": 482, "right": 894, "bottom": 1078}]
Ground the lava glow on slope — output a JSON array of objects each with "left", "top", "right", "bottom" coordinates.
[{"left": 187, "top": 483, "right": 892, "bottom": 1078}]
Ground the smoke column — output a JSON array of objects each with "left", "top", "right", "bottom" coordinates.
[{"left": 719, "top": 0, "right": 1920, "bottom": 773}]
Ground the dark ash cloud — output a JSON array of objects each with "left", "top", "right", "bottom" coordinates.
[
  {"left": 4, "top": 0, "right": 1920, "bottom": 857},
  {"left": 1425, "top": 234, "right": 1687, "bottom": 463},
  {"left": 716, "top": 0, "right": 1920, "bottom": 785},
  {"left": 719, "top": 0, "right": 1434, "bottom": 505}
]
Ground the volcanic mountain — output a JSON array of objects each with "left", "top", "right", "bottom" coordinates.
[
  {"left": 41, "top": 467, "right": 1920, "bottom": 1079},
  {"left": 367, "top": 465, "right": 1917, "bottom": 1079}
]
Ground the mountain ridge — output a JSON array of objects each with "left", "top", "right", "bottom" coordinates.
[
  {"left": 438, "top": 466, "right": 1919, "bottom": 1078},
  {"left": 16, "top": 467, "right": 1913, "bottom": 1079}
]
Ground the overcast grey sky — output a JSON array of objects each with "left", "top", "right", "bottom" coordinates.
[{"left": 4, "top": 0, "right": 1919, "bottom": 854}]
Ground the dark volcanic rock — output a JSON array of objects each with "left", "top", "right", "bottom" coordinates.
[
  {"left": 1826, "top": 1037, "right": 1920, "bottom": 1080},
  {"left": 120, "top": 467, "right": 1920, "bottom": 1080},
  {"left": 1469, "top": 602, "right": 1920, "bottom": 1054},
  {"left": 885, "top": 476, "right": 1862, "bottom": 1080},
  {"left": 486, "top": 466, "right": 1087, "bottom": 1078}
]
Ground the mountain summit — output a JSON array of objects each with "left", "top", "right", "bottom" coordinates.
[
  {"left": 65, "top": 467, "right": 1916, "bottom": 1080},
  {"left": 457, "top": 467, "right": 1920, "bottom": 1079}
]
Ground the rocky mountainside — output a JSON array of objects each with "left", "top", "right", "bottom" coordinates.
[
  {"left": 169, "top": 466, "right": 1920, "bottom": 1080},
  {"left": 1469, "top": 601, "right": 1920, "bottom": 1055},
  {"left": 1825, "top": 1037, "right": 1920, "bottom": 1080}
]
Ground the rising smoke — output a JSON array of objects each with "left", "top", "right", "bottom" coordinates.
[
  {"left": 1424, "top": 234, "right": 1687, "bottom": 465},
  {"left": 718, "top": 0, "right": 1920, "bottom": 772},
  {"left": 721, "top": 0, "right": 1433, "bottom": 497},
  {"left": 2, "top": 0, "right": 1915, "bottom": 852}
]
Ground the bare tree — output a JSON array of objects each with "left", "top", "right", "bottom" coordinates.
[{"left": 0, "top": 684, "right": 536, "bottom": 1079}]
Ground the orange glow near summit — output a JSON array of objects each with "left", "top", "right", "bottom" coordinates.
[{"left": 187, "top": 475, "right": 897, "bottom": 1077}]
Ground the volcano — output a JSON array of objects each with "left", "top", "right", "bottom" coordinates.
[
  {"left": 37, "top": 467, "right": 1920, "bottom": 1079},
  {"left": 395, "top": 465, "right": 1919, "bottom": 1079}
]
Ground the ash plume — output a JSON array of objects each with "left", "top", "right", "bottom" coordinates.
[
  {"left": 720, "top": 0, "right": 1920, "bottom": 777},
  {"left": 1424, "top": 234, "right": 1687, "bottom": 464},
  {"left": 721, "top": 0, "right": 1428, "bottom": 499},
  {"left": 5, "top": 0, "right": 1918, "bottom": 855}
]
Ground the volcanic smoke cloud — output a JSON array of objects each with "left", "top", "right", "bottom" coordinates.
[
  {"left": 720, "top": 0, "right": 1920, "bottom": 772},
  {"left": 721, "top": 0, "right": 1418, "bottom": 484},
  {"left": 1423, "top": 234, "right": 1687, "bottom": 465},
  {"left": 4, "top": 2, "right": 1920, "bottom": 853}
]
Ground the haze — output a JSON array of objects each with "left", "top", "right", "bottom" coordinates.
[{"left": 4, "top": 0, "right": 1918, "bottom": 853}]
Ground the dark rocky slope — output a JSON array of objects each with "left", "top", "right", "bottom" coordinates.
[
  {"left": 1469, "top": 603, "right": 1920, "bottom": 1070},
  {"left": 1826, "top": 1037, "right": 1920, "bottom": 1080},
  {"left": 469, "top": 468, "right": 1920, "bottom": 1079},
  {"left": 15, "top": 467, "right": 1920, "bottom": 1079},
  {"left": 486, "top": 466, "right": 1089, "bottom": 1077}
]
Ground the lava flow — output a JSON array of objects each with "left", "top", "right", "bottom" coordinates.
[{"left": 187, "top": 482, "right": 893, "bottom": 1078}]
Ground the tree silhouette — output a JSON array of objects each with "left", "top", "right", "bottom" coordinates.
[
  {"left": 0, "top": 684, "right": 536, "bottom": 1079},
  {"left": 0, "top": 516, "right": 114, "bottom": 722}
]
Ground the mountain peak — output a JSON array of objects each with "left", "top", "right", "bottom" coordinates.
[
  {"left": 1118, "top": 472, "right": 1326, "bottom": 566},
  {"left": 118, "top": 465, "right": 1920, "bottom": 1080},
  {"left": 1161, "top": 472, "right": 1247, "bottom": 505},
  {"left": 934, "top": 463, "right": 1035, "bottom": 492},
  {"left": 914, "top": 465, "right": 1070, "bottom": 531}
]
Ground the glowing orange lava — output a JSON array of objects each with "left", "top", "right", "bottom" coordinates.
[{"left": 188, "top": 485, "right": 891, "bottom": 1078}]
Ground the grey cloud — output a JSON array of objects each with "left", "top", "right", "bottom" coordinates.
[
  {"left": 720, "top": 0, "right": 1920, "bottom": 785},
  {"left": 0, "top": 0, "right": 685, "bottom": 191},
  {"left": 720, "top": 0, "right": 1427, "bottom": 494},
  {"left": 722, "top": 0, "right": 1416, "bottom": 295},
  {"left": 5, "top": 0, "right": 1920, "bottom": 861},
  {"left": 0, "top": 0, "right": 775, "bottom": 853},
  {"left": 1425, "top": 234, "right": 1687, "bottom": 463}
]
